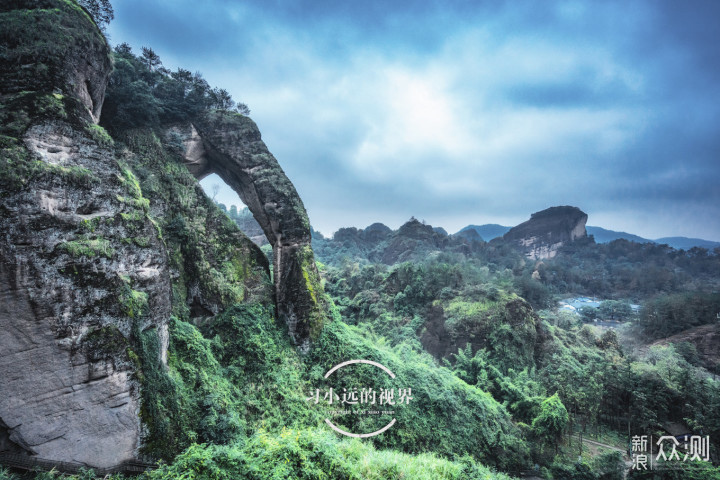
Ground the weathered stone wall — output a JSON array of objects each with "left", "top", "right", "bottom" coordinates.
[
  {"left": 0, "top": 0, "right": 326, "bottom": 468},
  {"left": 167, "top": 113, "right": 329, "bottom": 351},
  {"left": 0, "top": 0, "right": 162, "bottom": 467},
  {"left": 0, "top": 120, "right": 171, "bottom": 467}
]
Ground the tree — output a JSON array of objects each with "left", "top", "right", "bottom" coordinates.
[
  {"left": 141, "top": 47, "right": 162, "bottom": 71},
  {"left": 78, "top": 0, "right": 114, "bottom": 30},
  {"left": 115, "top": 42, "right": 132, "bottom": 56},
  {"left": 210, "top": 88, "right": 236, "bottom": 110},
  {"left": 532, "top": 393, "right": 569, "bottom": 452},
  {"left": 103, "top": 44, "right": 253, "bottom": 131},
  {"left": 598, "top": 300, "right": 632, "bottom": 321},
  {"left": 235, "top": 102, "right": 251, "bottom": 116},
  {"left": 579, "top": 306, "right": 597, "bottom": 323}
]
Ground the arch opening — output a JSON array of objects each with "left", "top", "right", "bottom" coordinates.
[{"left": 200, "top": 174, "right": 267, "bottom": 246}]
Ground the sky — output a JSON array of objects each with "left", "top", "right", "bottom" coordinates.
[{"left": 107, "top": 0, "right": 720, "bottom": 240}]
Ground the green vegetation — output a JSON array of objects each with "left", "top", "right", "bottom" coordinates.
[
  {"left": 0, "top": 0, "right": 110, "bottom": 129},
  {"left": 101, "top": 44, "right": 249, "bottom": 133},
  {"left": 120, "top": 287, "right": 148, "bottom": 318},
  {"left": 308, "top": 321, "right": 528, "bottom": 470},
  {"left": 310, "top": 225, "right": 720, "bottom": 474},
  {"left": 4, "top": 3, "right": 720, "bottom": 478},
  {"left": 82, "top": 324, "right": 128, "bottom": 360},
  {"left": 58, "top": 236, "right": 114, "bottom": 258},
  {"left": 0, "top": 144, "right": 98, "bottom": 194},
  {"left": 636, "top": 291, "right": 720, "bottom": 340},
  {"left": 143, "top": 429, "right": 515, "bottom": 480},
  {"left": 531, "top": 394, "right": 569, "bottom": 450},
  {"left": 85, "top": 123, "right": 114, "bottom": 146},
  {"left": 299, "top": 244, "right": 332, "bottom": 340},
  {"left": 78, "top": 0, "right": 114, "bottom": 29}
]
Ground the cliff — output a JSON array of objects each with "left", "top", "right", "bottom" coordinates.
[
  {"left": 164, "top": 113, "right": 328, "bottom": 351},
  {"left": 0, "top": 0, "right": 326, "bottom": 467},
  {"left": 502, "top": 206, "right": 588, "bottom": 259}
]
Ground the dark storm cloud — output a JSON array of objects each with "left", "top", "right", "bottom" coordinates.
[{"left": 109, "top": 0, "right": 720, "bottom": 240}]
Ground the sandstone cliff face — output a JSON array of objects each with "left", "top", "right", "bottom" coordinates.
[
  {"left": 164, "top": 113, "right": 328, "bottom": 352},
  {"left": 1, "top": 121, "right": 171, "bottom": 466},
  {"left": 0, "top": 0, "right": 322, "bottom": 467},
  {"left": 502, "top": 206, "right": 588, "bottom": 260},
  {"left": 0, "top": 1, "right": 158, "bottom": 467}
]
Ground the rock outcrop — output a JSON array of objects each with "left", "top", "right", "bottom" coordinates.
[
  {"left": 419, "top": 297, "right": 539, "bottom": 369},
  {"left": 502, "top": 206, "right": 588, "bottom": 259},
  {"left": 333, "top": 222, "right": 392, "bottom": 246},
  {"left": 0, "top": 0, "right": 111, "bottom": 123},
  {"left": 319, "top": 219, "right": 483, "bottom": 265},
  {"left": 0, "top": 0, "right": 324, "bottom": 468},
  {"left": 380, "top": 218, "right": 451, "bottom": 264},
  {"left": 0, "top": 1, "right": 160, "bottom": 467},
  {"left": 164, "top": 113, "right": 328, "bottom": 351}
]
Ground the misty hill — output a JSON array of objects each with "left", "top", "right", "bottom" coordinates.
[
  {"left": 456, "top": 224, "right": 510, "bottom": 241},
  {"left": 587, "top": 228, "right": 720, "bottom": 250},
  {"left": 654, "top": 236, "right": 720, "bottom": 250},
  {"left": 455, "top": 224, "right": 718, "bottom": 251},
  {"left": 312, "top": 218, "right": 485, "bottom": 266},
  {"left": 585, "top": 226, "right": 652, "bottom": 244}
]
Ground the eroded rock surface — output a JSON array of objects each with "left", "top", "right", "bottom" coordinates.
[
  {"left": 166, "top": 113, "right": 328, "bottom": 351},
  {"left": 0, "top": 122, "right": 171, "bottom": 467},
  {"left": 1, "top": 0, "right": 324, "bottom": 468},
  {"left": 502, "top": 206, "right": 588, "bottom": 260},
  {"left": 0, "top": 0, "right": 164, "bottom": 468}
]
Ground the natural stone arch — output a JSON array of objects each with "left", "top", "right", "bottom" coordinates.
[{"left": 166, "top": 112, "right": 328, "bottom": 351}]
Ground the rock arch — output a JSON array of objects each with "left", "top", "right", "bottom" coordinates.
[{"left": 167, "top": 112, "right": 327, "bottom": 351}]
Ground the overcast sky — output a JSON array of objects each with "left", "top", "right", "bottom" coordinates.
[{"left": 108, "top": 0, "right": 720, "bottom": 240}]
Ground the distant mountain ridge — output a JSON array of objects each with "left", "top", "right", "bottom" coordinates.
[
  {"left": 457, "top": 224, "right": 510, "bottom": 241},
  {"left": 586, "top": 226, "right": 651, "bottom": 244},
  {"left": 653, "top": 237, "right": 720, "bottom": 250},
  {"left": 455, "top": 224, "right": 719, "bottom": 250}
]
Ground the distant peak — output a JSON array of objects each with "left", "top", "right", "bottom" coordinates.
[
  {"left": 504, "top": 205, "right": 588, "bottom": 260},
  {"left": 364, "top": 222, "right": 392, "bottom": 233},
  {"left": 529, "top": 205, "right": 585, "bottom": 219}
]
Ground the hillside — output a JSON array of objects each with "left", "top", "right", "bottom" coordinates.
[
  {"left": 585, "top": 226, "right": 652, "bottom": 244},
  {"left": 312, "top": 211, "right": 720, "bottom": 479},
  {"left": 654, "top": 236, "right": 720, "bottom": 251},
  {"left": 2, "top": 2, "right": 720, "bottom": 479},
  {"left": 457, "top": 224, "right": 511, "bottom": 241},
  {"left": 0, "top": 2, "right": 530, "bottom": 478}
]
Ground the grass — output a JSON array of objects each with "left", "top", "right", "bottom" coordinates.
[
  {"left": 142, "top": 428, "right": 517, "bottom": 480},
  {"left": 58, "top": 237, "right": 113, "bottom": 258}
]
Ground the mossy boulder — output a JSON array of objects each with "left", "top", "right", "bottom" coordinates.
[{"left": 0, "top": 0, "right": 112, "bottom": 124}]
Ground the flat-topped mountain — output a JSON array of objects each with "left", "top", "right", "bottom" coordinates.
[{"left": 501, "top": 206, "right": 588, "bottom": 259}]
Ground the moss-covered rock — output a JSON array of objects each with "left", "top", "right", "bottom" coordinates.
[
  {"left": 0, "top": 0, "right": 111, "bottom": 124},
  {"left": 187, "top": 111, "right": 330, "bottom": 351}
]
